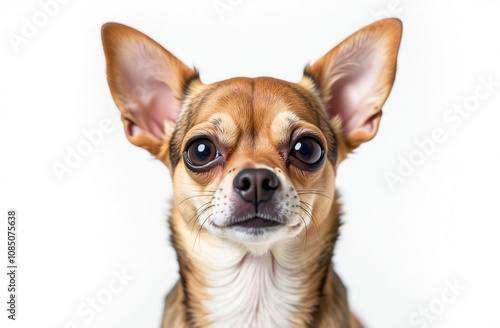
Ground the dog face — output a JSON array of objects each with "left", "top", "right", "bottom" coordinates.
[
  {"left": 169, "top": 77, "right": 339, "bottom": 247},
  {"left": 102, "top": 19, "right": 401, "bottom": 251}
]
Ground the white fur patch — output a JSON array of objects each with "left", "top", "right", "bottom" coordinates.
[{"left": 203, "top": 252, "right": 301, "bottom": 328}]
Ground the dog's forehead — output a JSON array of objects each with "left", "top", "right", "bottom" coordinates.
[{"left": 186, "top": 77, "right": 323, "bottom": 136}]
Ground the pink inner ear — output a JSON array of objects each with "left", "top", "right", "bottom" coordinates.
[
  {"left": 325, "top": 42, "right": 385, "bottom": 137},
  {"left": 138, "top": 82, "right": 176, "bottom": 138},
  {"left": 327, "top": 77, "right": 359, "bottom": 133},
  {"left": 120, "top": 48, "right": 179, "bottom": 139}
]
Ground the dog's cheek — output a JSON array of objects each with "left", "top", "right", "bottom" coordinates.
[
  {"left": 292, "top": 163, "right": 336, "bottom": 225},
  {"left": 209, "top": 171, "right": 239, "bottom": 227},
  {"left": 176, "top": 159, "right": 224, "bottom": 188},
  {"left": 172, "top": 169, "right": 217, "bottom": 224},
  {"left": 314, "top": 164, "right": 337, "bottom": 224},
  {"left": 272, "top": 169, "right": 302, "bottom": 221}
]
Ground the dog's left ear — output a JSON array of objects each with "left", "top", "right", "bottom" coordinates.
[
  {"left": 303, "top": 18, "right": 402, "bottom": 149},
  {"left": 101, "top": 23, "right": 198, "bottom": 156}
]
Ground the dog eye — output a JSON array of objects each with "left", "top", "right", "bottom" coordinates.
[
  {"left": 186, "top": 139, "right": 218, "bottom": 167},
  {"left": 291, "top": 137, "right": 323, "bottom": 165}
]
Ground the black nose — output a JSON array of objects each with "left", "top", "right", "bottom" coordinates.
[{"left": 233, "top": 168, "right": 279, "bottom": 208}]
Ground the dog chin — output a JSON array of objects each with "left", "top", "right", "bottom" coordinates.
[{"left": 207, "top": 221, "right": 304, "bottom": 256}]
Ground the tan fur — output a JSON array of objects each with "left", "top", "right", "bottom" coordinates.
[{"left": 101, "top": 18, "right": 402, "bottom": 328}]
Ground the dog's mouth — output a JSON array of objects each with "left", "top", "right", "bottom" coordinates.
[
  {"left": 208, "top": 208, "right": 294, "bottom": 238},
  {"left": 209, "top": 212, "right": 303, "bottom": 240},
  {"left": 231, "top": 216, "right": 282, "bottom": 228},
  {"left": 212, "top": 214, "right": 285, "bottom": 231}
]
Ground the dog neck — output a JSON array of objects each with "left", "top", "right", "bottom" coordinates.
[{"left": 169, "top": 194, "right": 349, "bottom": 328}]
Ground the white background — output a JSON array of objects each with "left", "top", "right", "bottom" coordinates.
[{"left": 1, "top": 0, "right": 499, "bottom": 327}]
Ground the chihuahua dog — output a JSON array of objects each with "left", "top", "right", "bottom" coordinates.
[{"left": 102, "top": 18, "right": 401, "bottom": 328}]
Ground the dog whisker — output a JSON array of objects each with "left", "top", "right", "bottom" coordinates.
[
  {"left": 299, "top": 201, "right": 320, "bottom": 235},
  {"left": 178, "top": 192, "right": 215, "bottom": 206},
  {"left": 190, "top": 204, "right": 214, "bottom": 234},
  {"left": 193, "top": 213, "right": 213, "bottom": 252},
  {"left": 296, "top": 211, "right": 308, "bottom": 249},
  {"left": 184, "top": 202, "right": 213, "bottom": 230},
  {"left": 297, "top": 192, "right": 333, "bottom": 201}
]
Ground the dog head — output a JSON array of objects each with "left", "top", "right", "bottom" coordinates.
[{"left": 102, "top": 19, "right": 402, "bottom": 253}]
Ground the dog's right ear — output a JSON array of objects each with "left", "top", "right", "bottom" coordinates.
[
  {"left": 101, "top": 23, "right": 198, "bottom": 156},
  {"left": 302, "top": 18, "right": 402, "bottom": 150}
]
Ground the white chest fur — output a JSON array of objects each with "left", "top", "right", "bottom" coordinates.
[{"left": 203, "top": 252, "right": 301, "bottom": 328}]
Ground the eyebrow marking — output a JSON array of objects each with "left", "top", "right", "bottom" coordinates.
[
  {"left": 271, "top": 111, "right": 300, "bottom": 146},
  {"left": 209, "top": 113, "right": 239, "bottom": 147}
]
